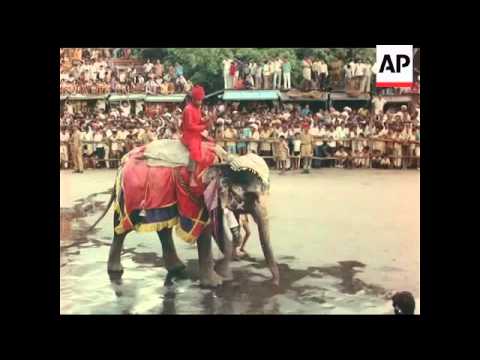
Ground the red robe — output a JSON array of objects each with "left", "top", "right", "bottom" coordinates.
[{"left": 181, "top": 103, "right": 206, "bottom": 163}]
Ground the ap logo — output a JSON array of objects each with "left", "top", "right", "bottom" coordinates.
[{"left": 376, "top": 45, "right": 413, "bottom": 87}]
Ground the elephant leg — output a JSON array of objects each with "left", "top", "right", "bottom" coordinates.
[
  {"left": 107, "top": 231, "right": 129, "bottom": 273},
  {"left": 214, "top": 211, "right": 234, "bottom": 281},
  {"left": 250, "top": 196, "right": 280, "bottom": 286},
  {"left": 157, "top": 227, "right": 187, "bottom": 279},
  {"left": 197, "top": 226, "right": 223, "bottom": 288}
]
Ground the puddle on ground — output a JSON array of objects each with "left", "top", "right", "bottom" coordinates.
[{"left": 60, "top": 191, "right": 393, "bottom": 315}]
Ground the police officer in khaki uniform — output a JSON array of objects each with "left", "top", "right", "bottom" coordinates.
[
  {"left": 300, "top": 123, "right": 314, "bottom": 174},
  {"left": 70, "top": 126, "right": 84, "bottom": 173}
]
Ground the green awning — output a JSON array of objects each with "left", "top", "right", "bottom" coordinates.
[
  {"left": 145, "top": 94, "right": 186, "bottom": 103},
  {"left": 109, "top": 93, "right": 146, "bottom": 102},
  {"left": 221, "top": 90, "right": 280, "bottom": 101},
  {"left": 67, "top": 94, "right": 108, "bottom": 100}
]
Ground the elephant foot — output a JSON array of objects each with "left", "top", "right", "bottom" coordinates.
[
  {"left": 166, "top": 263, "right": 188, "bottom": 280},
  {"left": 199, "top": 270, "right": 224, "bottom": 288},
  {"left": 214, "top": 259, "right": 233, "bottom": 281}
]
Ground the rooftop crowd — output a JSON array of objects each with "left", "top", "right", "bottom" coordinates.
[
  {"left": 222, "top": 56, "right": 419, "bottom": 95},
  {"left": 60, "top": 48, "right": 192, "bottom": 96},
  {"left": 60, "top": 97, "right": 420, "bottom": 173}
]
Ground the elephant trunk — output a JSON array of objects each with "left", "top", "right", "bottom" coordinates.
[{"left": 251, "top": 200, "right": 280, "bottom": 286}]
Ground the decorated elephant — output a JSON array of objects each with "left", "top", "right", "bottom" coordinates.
[{"left": 89, "top": 139, "right": 279, "bottom": 288}]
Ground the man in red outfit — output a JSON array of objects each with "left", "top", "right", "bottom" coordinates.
[{"left": 181, "top": 85, "right": 210, "bottom": 187}]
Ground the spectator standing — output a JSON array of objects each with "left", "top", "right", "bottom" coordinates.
[
  {"left": 272, "top": 58, "right": 283, "bottom": 90},
  {"left": 60, "top": 127, "right": 70, "bottom": 169},
  {"left": 371, "top": 95, "right": 386, "bottom": 118},
  {"left": 319, "top": 60, "right": 328, "bottom": 91},
  {"left": 224, "top": 123, "right": 237, "bottom": 154},
  {"left": 277, "top": 136, "right": 289, "bottom": 174},
  {"left": 300, "top": 124, "right": 314, "bottom": 173},
  {"left": 292, "top": 132, "right": 301, "bottom": 170},
  {"left": 312, "top": 59, "right": 321, "bottom": 89},
  {"left": 259, "top": 124, "right": 273, "bottom": 163},
  {"left": 109, "top": 129, "right": 121, "bottom": 168},
  {"left": 302, "top": 57, "right": 312, "bottom": 91},
  {"left": 143, "top": 59, "right": 153, "bottom": 75},
  {"left": 93, "top": 128, "right": 105, "bottom": 168},
  {"left": 154, "top": 60, "right": 164, "bottom": 78},
  {"left": 249, "top": 62, "right": 257, "bottom": 88},
  {"left": 70, "top": 126, "right": 84, "bottom": 173},
  {"left": 263, "top": 61, "right": 272, "bottom": 89},
  {"left": 255, "top": 62, "right": 263, "bottom": 89},
  {"left": 223, "top": 58, "right": 232, "bottom": 89},
  {"left": 282, "top": 58, "right": 292, "bottom": 90},
  {"left": 248, "top": 124, "right": 260, "bottom": 154},
  {"left": 175, "top": 62, "right": 184, "bottom": 78}
]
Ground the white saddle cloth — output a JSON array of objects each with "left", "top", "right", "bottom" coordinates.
[{"left": 143, "top": 139, "right": 190, "bottom": 167}]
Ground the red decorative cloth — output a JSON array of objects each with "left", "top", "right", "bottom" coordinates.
[{"left": 113, "top": 142, "right": 217, "bottom": 243}]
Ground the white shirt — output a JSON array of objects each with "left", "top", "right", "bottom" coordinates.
[
  {"left": 144, "top": 62, "right": 153, "bottom": 73},
  {"left": 309, "top": 127, "right": 322, "bottom": 146},
  {"left": 93, "top": 133, "right": 104, "bottom": 148},
  {"left": 248, "top": 131, "right": 260, "bottom": 153},
  {"left": 98, "top": 68, "right": 106, "bottom": 80},
  {"left": 372, "top": 97, "right": 387, "bottom": 115},
  {"left": 60, "top": 132, "right": 70, "bottom": 143},
  {"left": 293, "top": 139, "right": 301, "bottom": 152},
  {"left": 273, "top": 60, "right": 282, "bottom": 73},
  {"left": 355, "top": 63, "right": 365, "bottom": 77},
  {"left": 223, "top": 59, "right": 231, "bottom": 75},
  {"left": 319, "top": 62, "right": 328, "bottom": 75},
  {"left": 110, "top": 135, "right": 119, "bottom": 151}
]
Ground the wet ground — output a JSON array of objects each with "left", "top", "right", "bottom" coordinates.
[{"left": 60, "top": 169, "right": 420, "bottom": 315}]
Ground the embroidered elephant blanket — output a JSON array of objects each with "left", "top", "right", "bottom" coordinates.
[{"left": 113, "top": 141, "right": 216, "bottom": 243}]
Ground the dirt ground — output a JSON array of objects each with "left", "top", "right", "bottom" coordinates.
[{"left": 60, "top": 168, "right": 420, "bottom": 315}]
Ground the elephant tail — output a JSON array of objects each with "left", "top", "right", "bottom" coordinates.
[{"left": 87, "top": 185, "right": 116, "bottom": 233}]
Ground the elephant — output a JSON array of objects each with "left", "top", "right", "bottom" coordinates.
[{"left": 88, "top": 139, "right": 279, "bottom": 288}]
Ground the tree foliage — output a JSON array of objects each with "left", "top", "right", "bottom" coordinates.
[{"left": 139, "top": 48, "right": 376, "bottom": 93}]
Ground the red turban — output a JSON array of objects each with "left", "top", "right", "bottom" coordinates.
[
  {"left": 192, "top": 85, "right": 205, "bottom": 101},
  {"left": 302, "top": 122, "right": 310, "bottom": 129}
]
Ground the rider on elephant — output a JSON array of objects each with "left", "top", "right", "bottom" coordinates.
[{"left": 181, "top": 85, "right": 210, "bottom": 187}]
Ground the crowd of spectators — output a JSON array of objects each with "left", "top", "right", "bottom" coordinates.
[
  {"left": 60, "top": 48, "right": 192, "bottom": 96},
  {"left": 223, "top": 58, "right": 293, "bottom": 90},
  {"left": 60, "top": 97, "right": 420, "bottom": 172},
  {"left": 223, "top": 56, "right": 419, "bottom": 95}
]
